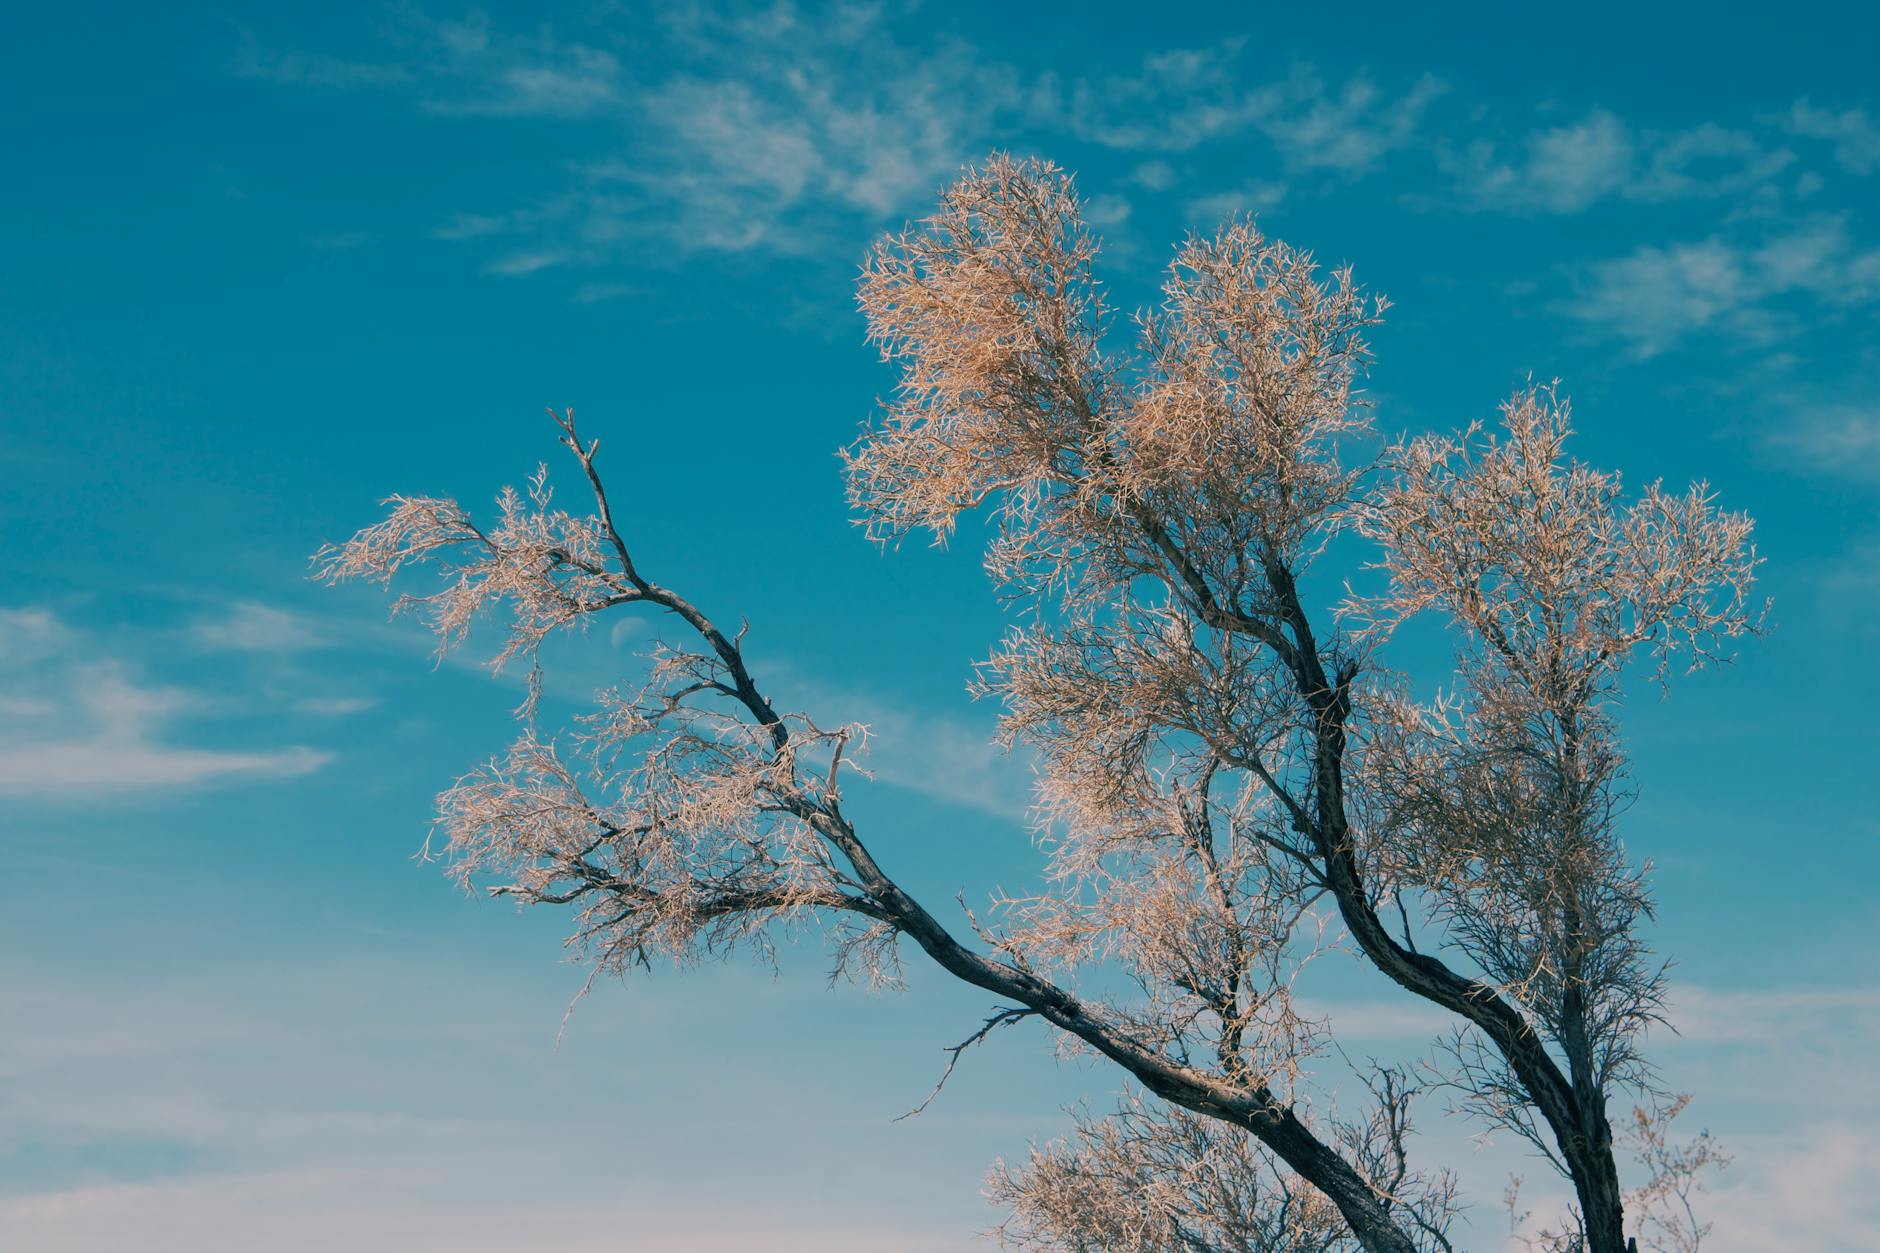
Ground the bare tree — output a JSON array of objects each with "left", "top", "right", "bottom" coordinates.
[{"left": 317, "top": 156, "right": 1760, "bottom": 1253}]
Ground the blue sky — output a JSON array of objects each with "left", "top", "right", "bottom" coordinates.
[{"left": 4, "top": 1, "right": 1879, "bottom": 1248}]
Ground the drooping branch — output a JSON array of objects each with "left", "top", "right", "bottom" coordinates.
[{"left": 320, "top": 396, "right": 1431, "bottom": 1253}]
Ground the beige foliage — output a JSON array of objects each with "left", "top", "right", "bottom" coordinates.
[{"left": 320, "top": 157, "right": 1759, "bottom": 1253}]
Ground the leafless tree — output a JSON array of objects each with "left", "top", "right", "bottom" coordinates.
[{"left": 317, "top": 156, "right": 1760, "bottom": 1253}]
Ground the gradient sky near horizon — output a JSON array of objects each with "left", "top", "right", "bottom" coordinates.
[{"left": 5, "top": 2, "right": 1880, "bottom": 1249}]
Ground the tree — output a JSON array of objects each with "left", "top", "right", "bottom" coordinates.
[{"left": 317, "top": 156, "right": 1760, "bottom": 1253}]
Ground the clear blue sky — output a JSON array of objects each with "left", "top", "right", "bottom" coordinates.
[{"left": 4, "top": 2, "right": 1878, "bottom": 1249}]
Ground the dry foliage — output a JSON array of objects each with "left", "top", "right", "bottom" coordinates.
[{"left": 318, "top": 155, "right": 1761, "bottom": 1253}]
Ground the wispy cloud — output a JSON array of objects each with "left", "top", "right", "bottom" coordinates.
[
  {"left": 1704, "top": 1126, "right": 1880, "bottom": 1253},
  {"left": 0, "top": 1170, "right": 967, "bottom": 1253},
  {"left": 1059, "top": 42, "right": 1279, "bottom": 152},
  {"left": 237, "top": 11, "right": 626, "bottom": 118},
  {"left": 1662, "top": 984, "right": 1880, "bottom": 1046},
  {"left": 1062, "top": 46, "right": 1441, "bottom": 175},
  {"left": 1449, "top": 112, "right": 1792, "bottom": 214},
  {"left": 1187, "top": 179, "right": 1288, "bottom": 225},
  {"left": 0, "top": 605, "right": 69, "bottom": 666},
  {"left": 1765, "top": 405, "right": 1880, "bottom": 481},
  {"left": 1783, "top": 99, "right": 1880, "bottom": 176},
  {"left": 242, "top": 10, "right": 1447, "bottom": 271},
  {"left": 293, "top": 696, "right": 378, "bottom": 717},
  {"left": 1451, "top": 111, "right": 1635, "bottom": 212},
  {"left": 0, "top": 609, "right": 330, "bottom": 798},
  {"left": 778, "top": 671, "right": 1034, "bottom": 822},
  {"left": 1560, "top": 215, "right": 1880, "bottom": 356},
  {"left": 1564, "top": 237, "right": 1751, "bottom": 355},
  {"left": 1632, "top": 122, "right": 1796, "bottom": 200},
  {"left": 0, "top": 664, "right": 329, "bottom": 797},
  {"left": 0, "top": 960, "right": 990, "bottom": 1253},
  {"left": 193, "top": 601, "right": 327, "bottom": 652},
  {"left": 1260, "top": 72, "right": 1445, "bottom": 175},
  {"left": 345, "top": 3, "right": 1027, "bottom": 259},
  {"left": 231, "top": 35, "right": 414, "bottom": 91}
]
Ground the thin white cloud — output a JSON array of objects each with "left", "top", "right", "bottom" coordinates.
[
  {"left": 0, "top": 666, "right": 330, "bottom": 796},
  {"left": 782, "top": 674, "right": 1035, "bottom": 823},
  {"left": 608, "top": 13, "right": 1026, "bottom": 255},
  {"left": 1566, "top": 237, "right": 1749, "bottom": 355},
  {"left": 484, "top": 249, "right": 570, "bottom": 277},
  {"left": 1129, "top": 160, "right": 1177, "bottom": 191},
  {"left": 1561, "top": 215, "right": 1880, "bottom": 356},
  {"left": 467, "top": 50, "right": 622, "bottom": 118},
  {"left": 1259, "top": 72, "right": 1445, "bottom": 175},
  {"left": 1063, "top": 42, "right": 1278, "bottom": 152},
  {"left": 1454, "top": 110, "right": 1635, "bottom": 212},
  {"left": 1187, "top": 179, "right": 1288, "bottom": 224},
  {"left": 393, "top": 6, "right": 1030, "bottom": 261},
  {"left": 0, "top": 611, "right": 332, "bottom": 798},
  {"left": 293, "top": 696, "right": 378, "bottom": 716},
  {"left": 1766, "top": 406, "right": 1880, "bottom": 481},
  {"left": 1082, "top": 192, "right": 1133, "bottom": 228},
  {"left": 400, "top": 10, "right": 626, "bottom": 119},
  {"left": 231, "top": 36, "right": 414, "bottom": 90},
  {"left": 1293, "top": 997, "right": 1454, "bottom": 1041},
  {"left": 0, "top": 605, "right": 68, "bottom": 666},
  {"left": 1783, "top": 99, "right": 1880, "bottom": 176},
  {"left": 1703, "top": 1127, "right": 1880, "bottom": 1253},
  {"left": 0, "top": 1170, "right": 967, "bottom": 1253},
  {"left": 1450, "top": 112, "right": 1792, "bottom": 214},
  {"left": 1065, "top": 49, "right": 1441, "bottom": 177},
  {"left": 1661, "top": 984, "right": 1880, "bottom": 1046},
  {"left": 0, "top": 960, "right": 996, "bottom": 1253},
  {"left": 193, "top": 601, "right": 327, "bottom": 652},
  {"left": 1633, "top": 122, "right": 1795, "bottom": 201},
  {"left": 244, "top": 11, "right": 1446, "bottom": 270}
]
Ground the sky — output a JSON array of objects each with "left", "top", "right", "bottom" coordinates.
[{"left": 3, "top": 1, "right": 1879, "bottom": 1248}]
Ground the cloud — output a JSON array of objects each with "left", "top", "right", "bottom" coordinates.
[
  {"left": 0, "top": 610, "right": 332, "bottom": 798},
  {"left": 459, "top": 48, "right": 622, "bottom": 118},
  {"left": 0, "top": 664, "right": 330, "bottom": 797},
  {"left": 1454, "top": 111, "right": 1634, "bottom": 212},
  {"left": 1259, "top": 72, "right": 1445, "bottom": 175},
  {"left": 231, "top": 36, "right": 414, "bottom": 90},
  {"left": 1765, "top": 406, "right": 1880, "bottom": 481},
  {"left": 601, "top": 13, "right": 1027, "bottom": 255},
  {"left": 785, "top": 676, "right": 1035, "bottom": 822},
  {"left": 1450, "top": 112, "right": 1792, "bottom": 214},
  {"left": 1065, "top": 50, "right": 1440, "bottom": 176},
  {"left": 1063, "top": 42, "right": 1277, "bottom": 152},
  {"left": 193, "top": 601, "right": 326, "bottom": 652},
  {"left": 0, "top": 605, "right": 69, "bottom": 666},
  {"left": 1187, "top": 180, "right": 1288, "bottom": 224},
  {"left": 390, "top": 10, "right": 626, "bottom": 119},
  {"left": 1662, "top": 984, "right": 1880, "bottom": 1046},
  {"left": 1703, "top": 1127, "right": 1880, "bottom": 1253},
  {"left": 0, "top": 959, "right": 992, "bottom": 1253},
  {"left": 1294, "top": 997, "right": 1454, "bottom": 1041},
  {"left": 1082, "top": 193, "right": 1132, "bottom": 228},
  {"left": 293, "top": 696, "right": 377, "bottom": 716},
  {"left": 1129, "top": 160, "right": 1176, "bottom": 191},
  {"left": 1632, "top": 122, "right": 1795, "bottom": 201},
  {"left": 388, "top": 6, "right": 1032, "bottom": 261},
  {"left": 245, "top": 11, "right": 1444, "bottom": 271},
  {"left": 1783, "top": 99, "right": 1880, "bottom": 176},
  {"left": 1647, "top": 981, "right": 1880, "bottom": 1232},
  {"left": 1561, "top": 215, "right": 1880, "bottom": 356},
  {"left": 0, "top": 1170, "right": 967, "bottom": 1253},
  {"left": 484, "top": 249, "right": 569, "bottom": 277},
  {"left": 1565, "top": 238, "right": 1749, "bottom": 355}
]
